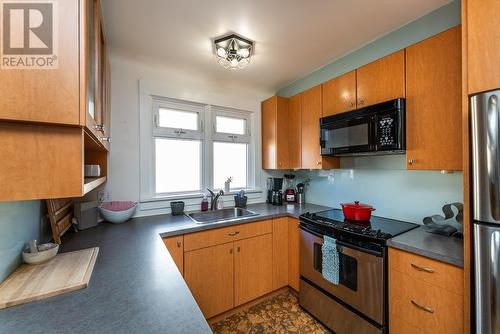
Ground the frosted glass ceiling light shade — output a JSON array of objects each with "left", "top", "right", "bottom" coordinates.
[{"left": 214, "top": 34, "right": 253, "bottom": 70}]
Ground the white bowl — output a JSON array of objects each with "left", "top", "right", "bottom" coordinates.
[
  {"left": 99, "top": 202, "right": 137, "bottom": 224},
  {"left": 22, "top": 243, "right": 59, "bottom": 265}
]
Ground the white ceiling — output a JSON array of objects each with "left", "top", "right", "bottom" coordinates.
[{"left": 101, "top": 0, "right": 451, "bottom": 94}]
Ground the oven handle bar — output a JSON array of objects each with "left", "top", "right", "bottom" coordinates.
[{"left": 300, "top": 224, "right": 383, "bottom": 257}]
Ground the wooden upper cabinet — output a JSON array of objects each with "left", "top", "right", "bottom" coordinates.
[
  {"left": 83, "top": 0, "right": 109, "bottom": 149},
  {"left": 301, "top": 86, "right": 323, "bottom": 169},
  {"left": 0, "top": 0, "right": 80, "bottom": 125},
  {"left": 467, "top": 0, "right": 500, "bottom": 94},
  {"left": 0, "top": 0, "right": 109, "bottom": 148},
  {"left": 0, "top": 123, "right": 83, "bottom": 201},
  {"left": 261, "top": 96, "right": 289, "bottom": 169},
  {"left": 356, "top": 50, "right": 405, "bottom": 107},
  {"left": 322, "top": 71, "right": 357, "bottom": 116},
  {"left": 288, "top": 94, "right": 302, "bottom": 169},
  {"left": 406, "top": 27, "right": 462, "bottom": 171},
  {"left": 300, "top": 86, "right": 340, "bottom": 170}
]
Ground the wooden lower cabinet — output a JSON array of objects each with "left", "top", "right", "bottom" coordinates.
[
  {"left": 179, "top": 218, "right": 301, "bottom": 318},
  {"left": 389, "top": 248, "right": 464, "bottom": 334},
  {"left": 288, "top": 218, "right": 300, "bottom": 292},
  {"left": 234, "top": 234, "right": 273, "bottom": 306},
  {"left": 162, "top": 236, "right": 184, "bottom": 275},
  {"left": 184, "top": 242, "right": 234, "bottom": 319},
  {"left": 272, "top": 218, "right": 289, "bottom": 290}
]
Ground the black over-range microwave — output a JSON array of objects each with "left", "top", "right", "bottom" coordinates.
[{"left": 320, "top": 98, "right": 405, "bottom": 156}]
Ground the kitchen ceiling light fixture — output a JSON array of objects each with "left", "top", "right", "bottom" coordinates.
[{"left": 214, "top": 34, "right": 253, "bottom": 70}]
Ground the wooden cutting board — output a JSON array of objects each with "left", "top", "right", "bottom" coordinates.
[{"left": 0, "top": 247, "right": 99, "bottom": 309}]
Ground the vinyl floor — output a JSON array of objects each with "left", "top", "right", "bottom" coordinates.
[{"left": 210, "top": 291, "right": 331, "bottom": 334}]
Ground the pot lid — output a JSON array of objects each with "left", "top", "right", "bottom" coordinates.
[{"left": 341, "top": 201, "right": 374, "bottom": 209}]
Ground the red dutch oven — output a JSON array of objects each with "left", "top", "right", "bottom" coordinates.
[{"left": 341, "top": 201, "right": 376, "bottom": 221}]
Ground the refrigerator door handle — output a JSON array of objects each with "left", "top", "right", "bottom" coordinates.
[
  {"left": 475, "top": 224, "right": 500, "bottom": 334},
  {"left": 487, "top": 95, "right": 500, "bottom": 220}
]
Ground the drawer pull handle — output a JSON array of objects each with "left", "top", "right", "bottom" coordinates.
[
  {"left": 176, "top": 241, "right": 181, "bottom": 248},
  {"left": 411, "top": 263, "right": 434, "bottom": 273},
  {"left": 228, "top": 231, "right": 240, "bottom": 236},
  {"left": 411, "top": 300, "right": 434, "bottom": 314}
]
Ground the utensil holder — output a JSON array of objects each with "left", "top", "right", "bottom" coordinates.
[
  {"left": 234, "top": 196, "right": 247, "bottom": 208},
  {"left": 170, "top": 201, "right": 185, "bottom": 215}
]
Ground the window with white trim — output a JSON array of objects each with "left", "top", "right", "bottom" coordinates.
[{"left": 151, "top": 97, "right": 253, "bottom": 196}]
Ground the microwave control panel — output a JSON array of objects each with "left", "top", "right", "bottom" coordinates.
[{"left": 376, "top": 112, "right": 401, "bottom": 150}]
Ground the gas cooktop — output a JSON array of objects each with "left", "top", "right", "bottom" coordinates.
[{"left": 300, "top": 209, "right": 419, "bottom": 242}]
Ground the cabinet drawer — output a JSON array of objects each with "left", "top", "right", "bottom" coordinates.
[
  {"left": 184, "top": 220, "right": 272, "bottom": 252},
  {"left": 389, "top": 269, "right": 463, "bottom": 334},
  {"left": 389, "top": 248, "right": 463, "bottom": 295}
]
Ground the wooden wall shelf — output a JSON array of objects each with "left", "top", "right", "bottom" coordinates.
[{"left": 83, "top": 176, "right": 107, "bottom": 195}]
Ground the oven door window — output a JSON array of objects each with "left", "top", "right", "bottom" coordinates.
[
  {"left": 314, "top": 243, "right": 358, "bottom": 291},
  {"left": 321, "top": 117, "right": 374, "bottom": 155}
]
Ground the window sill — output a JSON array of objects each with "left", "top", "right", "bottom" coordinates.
[{"left": 141, "top": 188, "right": 263, "bottom": 203}]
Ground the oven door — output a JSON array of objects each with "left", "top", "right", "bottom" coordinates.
[
  {"left": 320, "top": 113, "right": 375, "bottom": 156},
  {"left": 300, "top": 226, "right": 385, "bottom": 325}
]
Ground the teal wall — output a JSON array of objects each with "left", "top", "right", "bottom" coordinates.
[
  {"left": 0, "top": 201, "right": 49, "bottom": 282},
  {"left": 279, "top": 1, "right": 463, "bottom": 224},
  {"left": 276, "top": 0, "right": 461, "bottom": 97},
  {"left": 294, "top": 157, "right": 463, "bottom": 224}
]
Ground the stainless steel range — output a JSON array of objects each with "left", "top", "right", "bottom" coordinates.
[{"left": 299, "top": 210, "right": 418, "bottom": 334}]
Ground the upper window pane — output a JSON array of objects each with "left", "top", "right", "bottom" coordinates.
[
  {"left": 213, "top": 142, "right": 248, "bottom": 189},
  {"left": 155, "top": 138, "right": 201, "bottom": 193},
  {"left": 158, "top": 108, "right": 198, "bottom": 130},
  {"left": 216, "top": 116, "right": 246, "bottom": 135}
]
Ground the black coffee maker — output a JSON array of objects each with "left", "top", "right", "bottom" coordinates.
[{"left": 267, "top": 177, "right": 283, "bottom": 206}]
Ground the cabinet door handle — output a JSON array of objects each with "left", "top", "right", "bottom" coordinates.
[
  {"left": 102, "top": 137, "right": 111, "bottom": 143},
  {"left": 411, "top": 263, "right": 434, "bottom": 273},
  {"left": 237, "top": 246, "right": 240, "bottom": 252},
  {"left": 408, "top": 159, "right": 415, "bottom": 165},
  {"left": 349, "top": 101, "right": 356, "bottom": 107},
  {"left": 94, "top": 124, "right": 104, "bottom": 131},
  {"left": 411, "top": 300, "right": 434, "bottom": 313},
  {"left": 228, "top": 231, "right": 240, "bottom": 236},
  {"left": 357, "top": 98, "right": 364, "bottom": 105},
  {"left": 229, "top": 248, "right": 233, "bottom": 254},
  {"left": 176, "top": 241, "right": 181, "bottom": 248},
  {"left": 317, "top": 161, "right": 322, "bottom": 165}
]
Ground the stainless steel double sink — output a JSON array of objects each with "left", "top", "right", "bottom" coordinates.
[{"left": 188, "top": 207, "right": 259, "bottom": 224}]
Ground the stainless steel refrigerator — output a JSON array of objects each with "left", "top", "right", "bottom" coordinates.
[{"left": 471, "top": 89, "right": 500, "bottom": 334}]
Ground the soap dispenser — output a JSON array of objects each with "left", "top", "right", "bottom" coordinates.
[{"left": 201, "top": 194, "right": 209, "bottom": 211}]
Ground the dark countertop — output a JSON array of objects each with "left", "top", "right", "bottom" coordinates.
[
  {"left": 387, "top": 225, "right": 464, "bottom": 267},
  {"left": 158, "top": 202, "right": 331, "bottom": 238},
  {"left": 0, "top": 203, "right": 329, "bottom": 334}
]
